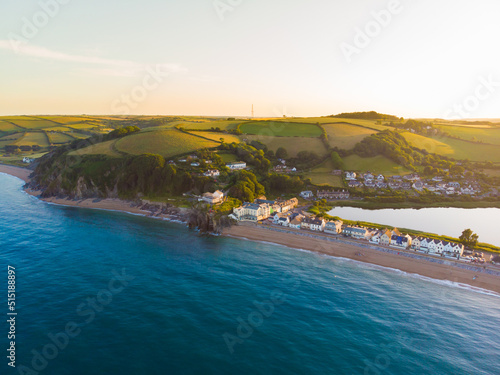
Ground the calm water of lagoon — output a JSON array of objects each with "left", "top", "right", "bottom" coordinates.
[{"left": 328, "top": 206, "right": 500, "bottom": 246}]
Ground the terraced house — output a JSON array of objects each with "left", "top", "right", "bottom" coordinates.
[
  {"left": 342, "top": 226, "right": 370, "bottom": 239},
  {"left": 316, "top": 190, "right": 350, "bottom": 200},
  {"left": 300, "top": 217, "right": 325, "bottom": 231}
]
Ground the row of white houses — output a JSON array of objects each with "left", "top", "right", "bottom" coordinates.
[{"left": 270, "top": 218, "right": 465, "bottom": 259}]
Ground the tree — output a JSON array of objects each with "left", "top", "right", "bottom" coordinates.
[
  {"left": 459, "top": 229, "right": 479, "bottom": 248},
  {"left": 276, "top": 147, "right": 288, "bottom": 159},
  {"left": 330, "top": 151, "right": 344, "bottom": 170}
]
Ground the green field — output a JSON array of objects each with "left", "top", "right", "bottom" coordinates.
[
  {"left": 114, "top": 129, "right": 219, "bottom": 158},
  {"left": 343, "top": 154, "right": 410, "bottom": 175},
  {"left": 240, "top": 121, "right": 322, "bottom": 137},
  {"left": 7, "top": 119, "right": 57, "bottom": 129},
  {"left": 435, "top": 124, "right": 500, "bottom": 145},
  {"left": 38, "top": 116, "right": 92, "bottom": 124},
  {"left": 218, "top": 152, "right": 238, "bottom": 163},
  {"left": 48, "top": 132, "right": 75, "bottom": 144},
  {"left": 0, "top": 133, "right": 24, "bottom": 149},
  {"left": 14, "top": 132, "right": 50, "bottom": 147},
  {"left": 66, "top": 123, "right": 98, "bottom": 130},
  {"left": 303, "top": 159, "right": 345, "bottom": 187},
  {"left": 403, "top": 132, "right": 500, "bottom": 162},
  {"left": 69, "top": 139, "right": 123, "bottom": 157},
  {"left": 181, "top": 120, "right": 242, "bottom": 131},
  {"left": 401, "top": 133, "right": 456, "bottom": 156},
  {"left": 44, "top": 126, "right": 72, "bottom": 132},
  {"left": 0, "top": 121, "right": 25, "bottom": 132},
  {"left": 190, "top": 131, "right": 240, "bottom": 143},
  {"left": 281, "top": 117, "right": 395, "bottom": 130},
  {"left": 242, "top": 134, "right": 328, "bottom": 157},
  {"left": 323, "top": 122, "right": 377, "bottom": 149}
]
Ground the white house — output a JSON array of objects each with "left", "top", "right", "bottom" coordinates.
[
  {"left": 443, "top": 242, "right": 464, "bottom": 258},
  {"left": 345, "top": 172, "right": 357, "bottom": 181},
  {"left": 22, "top": 157, "right": 33, "bottom": 164},
  {"left": 288, "top": 215, "right": 304, "bottom": 229},
  {"left": 233, "top": 203, "right": 271, "bottom": 221},
  {"left": 411, "top": 237, "right": 423, "bottom": 251},
  {"left": 390, "top": 234, "right": 412, "bottom": 249},
  {"left": 324, "top": 220, "right": 343, "bottom": 234},
  {"left": 201, "top": 190, "right": 224, "bottom": 205},
  {"left": 226, "top": 161, "right": 247, "bottom": 170},
  {"left": 203, "top": 169, "right": 220, "bottom": 177},
  {"left": 301, "top": 217, "right": 325, "bottom": 231},
  {"left": 191, "top": 162, "right": 200, "bottom": 167},
  {"left": 428, "top": 239, "right": 444, "bottom": 256},
  {"left": 343, "top": 226, "right": 370, "bottom": 239},
  {"left": 300, "top": 191, "right": 314, "bottom": 199}
]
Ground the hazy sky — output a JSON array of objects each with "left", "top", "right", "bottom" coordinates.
[{"left": 1, "top": 0, "right": 499, "bottom": 118}]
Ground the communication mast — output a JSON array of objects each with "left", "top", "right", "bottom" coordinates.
[{"left": 251, "top": 104, "right": 254, "bottom": 118}]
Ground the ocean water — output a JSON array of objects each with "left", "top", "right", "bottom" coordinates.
[{"left": 1, "top": 173, "right": 499, "bottom": 375}]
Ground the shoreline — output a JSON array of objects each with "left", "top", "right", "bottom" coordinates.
[
  {"left": 1, "top": 164, "right": 499, "bottom": 295},
  {"left": 224, "top": 224, "right": 500, "bottom": 294}
]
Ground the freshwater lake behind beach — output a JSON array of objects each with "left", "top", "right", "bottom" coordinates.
[{"left": 328, "top": 206, "right": 500, "bottom": 247}]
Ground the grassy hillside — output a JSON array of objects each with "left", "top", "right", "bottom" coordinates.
[
  {"left": 181, "top": 120, "right": 242, "bottom": 131},
  {"left": 69, "top": 139, "right": 123, "bottom": 158},
  {"left": 303, "top": 159, "right": 344, "bottom": 187},
  {"left": 434, "top": 124, "right": 500, "bottom": 145},
  {"left": 240, "top": 121, "right": 322, "bottom": 137},
  {"left": 323, "top": 122, "right": 377, "bottom": 149},
  {"left": 242, "top": 134, "right": 328, "bottom": 157},
  {"left": 343, "top": 154, "right": 411, "bottom": 175},
  {"left": 189, "top": 131, "right": 241, "bottom": 144},
  {"left": 114, "top": 129, "right": 219, "bottom": 158}
]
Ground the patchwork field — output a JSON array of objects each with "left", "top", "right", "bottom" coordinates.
[
  {"left": 242, "top": 134, "right": 328, "bottom": 157},
  {"left": 181, "top": 120, "right": 242, "bottom": 131},
  {"left": 6, "top": 119, "right": 57, "bottom": 129},
  {"left": 14, "top": 132, "right": 50, "bottom": 147},
  {"left": 189, "top": 131, "right": 240, "bottom": 144},
  {"left": 343, "top": 154, "right": 410, "bottom": 175},
  {"left": 0, "top": 133, "right": 24, "bottom": 149},
  {"left": 323, "top": 122, "right": 377, "bottom": 149},
  {"left": 303, "top": 159, "right": 345, "bottom": 187},
  {"left": 37, "top": 116, "right": 92, "bottom": 124},
  {"left": 240, "top": 121, "right": 322, "bottom": 137},
  {"left": 435, "top": 125, "right": 500, "bottom": 146},
  {"left": 282, "top": 117, "right": 395, "bottom": 131},
  {"left": 401, "top": 133, "right": 455, "bottom": 156},
  {"left": 114, "top": 129, "right": 219, "bottom": 158},
  {"left": 48, "top": 132, "right": 76, "bottom": 144},
  {"left": 430, "top": 136, "right": 500, "bottom": 162},
  {"left": 0, "top": 121, "right": 25, "bottom": 132},
  {"left": 404, "top": 131, "right": 500, "bottom": 162},
  {"left": 69, "top": 139, "right": 123, "bottom": 157}
]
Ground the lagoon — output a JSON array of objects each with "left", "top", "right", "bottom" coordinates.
[{"left": 328, "top": 206, "right": 500, "bottom": 246}]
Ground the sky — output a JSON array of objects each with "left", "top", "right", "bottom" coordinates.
[{"left": 1, "top": 0, "right": 499, "bottom": 118}]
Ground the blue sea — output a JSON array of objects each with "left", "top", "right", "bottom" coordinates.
[{"left": 1, "top": 173, "right": 499, "bottom": 375}]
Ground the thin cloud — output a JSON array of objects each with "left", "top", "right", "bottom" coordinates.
[{"left": 0, "top": 40, "right": 185, "bottom": 77}]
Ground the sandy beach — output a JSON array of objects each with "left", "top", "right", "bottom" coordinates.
[
  {"left": 1, "top": 164, "right": 499, "bottom": 295},
  {"left": 224, "top": 224, "right": 500, "bottom": 294},
  {"left": 0, "top": 164, "right": 32, "bottom": 183}
]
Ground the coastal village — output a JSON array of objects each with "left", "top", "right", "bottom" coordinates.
[
  {"left": 225, "top": 193, "right": 491, "bottom": 262},
  {"left": 193, "top": 180, "right": 491, "bottom": 263}
]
